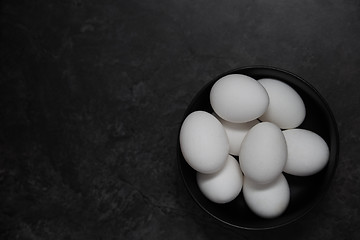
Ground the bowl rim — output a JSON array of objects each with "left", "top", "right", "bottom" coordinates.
[{"left": 177, "top": 65, "right": 340, "bottom": 230}]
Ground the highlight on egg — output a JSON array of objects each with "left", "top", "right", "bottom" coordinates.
[
  {"left": 283, "top": 128, "right": 330, "bottom": 176},
  {"left": 239, "top": 122, "right": 287, "bottom": 184},
  {"left": 210, "top": 74, "right": 269, "bottom": 123},
  {"left": 196, "top": 155, "right": 243, "bottom": 204},
  {"left": 179, "top": 111, "right": 229, "bottom": 174},
  {"left": 258, "top": 78, "right": 306, "bottom": 129},
  {"left": 243, "top": 174, "right": 290, "bottom": 219}
]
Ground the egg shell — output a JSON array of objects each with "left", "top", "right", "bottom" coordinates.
[
  {"left": 243, "top": 174, "right": 290, "bottom": 218},
  {"left": 210, "top": 74, "right": 269, "bottom": 123},
  {"left": 258, "top": 78, "right": 306, "bottom": 129},
  {"left": 283, "top": 129, "right": 330, "bottom": 176},
  {"left": 239, "top": 122, "right": 287, "bottom": 184},
  {"left": 213, "top": 112, "right": 259, "bottom": 156},
  {"left": 197, "top": 155, "right": 243, "bottom": 204},
  {"left": 180, "top": 111, "right": 229, "bottom": 174}
]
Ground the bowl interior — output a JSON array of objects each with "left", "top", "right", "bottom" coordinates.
[{"left": 177, "top": 66, "right": 339, "bottom": 230}]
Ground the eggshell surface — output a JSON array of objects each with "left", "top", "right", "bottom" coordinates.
[
  {"left": 180, "top": 111, "right": 229, "bottom": 174},
  {"left": 283, "top": 129, "right": 330, "bottom": 176},
  {"left": 239, "top": 122, "right": 287, "bottom": 184},
  {"left": 213, "top": 113, "right": 259, "bottom": 156},
  {"left": 258, "top": 78, "right": 306, "bottom": 129},
  {"left": 210, "top": 74, "right": 269, "bottom": 123},
  {"left": 197, "top": 155, "right": 243, "bottom": 204},
  {"left": 243, "top": 174, "right": 290, "bottom": 218}
]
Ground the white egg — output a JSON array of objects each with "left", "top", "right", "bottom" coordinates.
[
  {"left": 239, "top": 122, "right": 287, "bottom": 184},
  {"left": 258, "top": 78, "right": 306, "bottom": 129},
  {"left": 283, "top": 129, "right": 330, "bottom": 176},
  {"left": 243, "top": 174, "right": 290, "bottom": 218},
  {"left": 210, "top": 74, "right": 269, "bottom": 123},
  {"left": 213, "top": 112, "right": 259, "bottom": 156},
  {"left": 197, "top": 155, "right": 243, "bottom": 204},
  {"left": 180, "top": 111, "right": 229, "bottom": 174}
]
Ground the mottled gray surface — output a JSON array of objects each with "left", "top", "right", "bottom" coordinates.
[{"left": 1, "top": 0, "right": 359, "bottom": 239}]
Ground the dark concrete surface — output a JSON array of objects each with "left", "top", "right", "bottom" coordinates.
[{"left": 1, "top": 0, "right": 359, "bottom": 239}]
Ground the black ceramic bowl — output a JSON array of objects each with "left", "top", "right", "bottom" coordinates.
[{"left": 177, "top": 66, "right": 339, "bottom": 230}]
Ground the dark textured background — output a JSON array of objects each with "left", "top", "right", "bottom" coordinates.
[{"left": 1, "top": 0, "right": 359, "bottom": 239}]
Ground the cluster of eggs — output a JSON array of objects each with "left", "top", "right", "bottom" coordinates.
[{"left": 179, "top": 74, "right": 330, "bottom": 218}]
